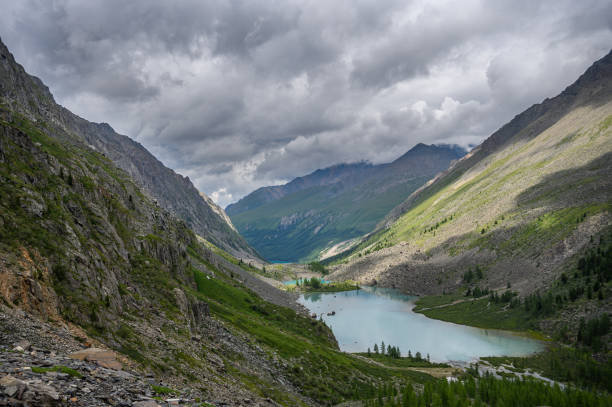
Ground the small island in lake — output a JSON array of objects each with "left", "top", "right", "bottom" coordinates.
[{"left": 287, "top": 277, "right": 360, "bottom": 293}]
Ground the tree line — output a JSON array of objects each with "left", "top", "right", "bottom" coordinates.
[
  {"left": 367, "top": 341, "right": 430, "bottom": 362},
  {"left": 362, "top": 372, "right": 611, "bottom": 407}
]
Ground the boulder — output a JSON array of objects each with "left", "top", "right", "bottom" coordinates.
[
  {"left": 15, "top": 339, "right": 31, "bottom": 351},
  {"left": 69, "top": 348, "right": 122, "bottom": 370},
  {"left": 0, "top": 375, "right": 27, "bottom": 398},
  {"left": 25, "top": 381, "right": 60, "bottom": 403}
]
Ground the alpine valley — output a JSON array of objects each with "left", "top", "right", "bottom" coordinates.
[
  {"left": 0, "top": 18, "right": 611, "bottom": 407},
  {"left": 226, "top": 144, "right": 466, "bottom": 263}
]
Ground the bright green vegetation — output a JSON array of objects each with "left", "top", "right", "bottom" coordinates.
[
  {"left": 411, "top": 293, "right": 465, "bottom": 311},
  {"left": 31, "top": 365, "right": 83, "bottom": 378},
  {"left": 151, "top": 385, "right": 178, "bottom": 395},
  {"left": 415, "top": 296, "right": 539, "bottom": 331},
  {"left": 290, "top": 277, "right": 360, "bottom": 292},
  {"left": 362, "top": 373, "right": 612, "bottom": 407},
  {"left": 308, "top": 261, "right": 329, "bottom": 275},
  {"left": 188, "top": 255, "right": 432, "bottom": 405},
  {"left": 494, "top": 203, "right": 611, "bottom": 254},
  {"left": 304, "top": 280, "right": 360, "bottom": 292}
]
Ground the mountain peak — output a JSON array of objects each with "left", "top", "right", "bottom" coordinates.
[{"left": 392, "top": 143, "right": 466, "bottom": 165}]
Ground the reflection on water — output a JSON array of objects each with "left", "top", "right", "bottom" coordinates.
[
  {"left": 304, "top": 292, "right": 323, "bottom": 302},
  {"left": 298, "top": 286, "right": 544, "bottom": 363}
]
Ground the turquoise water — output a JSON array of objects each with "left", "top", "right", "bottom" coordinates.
[
  {"left": 298, "top": 286, "right": 544, "bottom": 363},
  {"left": 284, "top": 278, "right": 330, "bottom": 286}
]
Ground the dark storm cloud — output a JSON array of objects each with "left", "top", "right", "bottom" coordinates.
[{"left": 1, "top": 0, "right": 611, "bottom": 207}]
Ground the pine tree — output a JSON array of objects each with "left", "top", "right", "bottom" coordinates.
[
  {"left": 374, "top": 343, "right": 379, "bottom": 354},
  {"left": 381, "top": 341, "right": 385, "bottom": 355}
]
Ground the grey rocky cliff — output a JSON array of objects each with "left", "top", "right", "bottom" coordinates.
[{"left": 0, "top": 37, "right": 257, "bottom": 260}]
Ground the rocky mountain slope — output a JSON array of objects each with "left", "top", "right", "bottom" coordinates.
[
  {"left": 0, "top": 38, "right": 431, "bottom": 406},
  {"left": 227, "top": 144, "right": 465, "bottom": 262},
  {"left": 0, "top": 38, "right": 257, "bottom": 260},
  {"left": 330, "top": 50, "right": 612, "bottom": 327}
]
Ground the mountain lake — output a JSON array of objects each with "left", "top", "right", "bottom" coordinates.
[{"left": 298, "top": 286, "right": 544, "bottom": 363}]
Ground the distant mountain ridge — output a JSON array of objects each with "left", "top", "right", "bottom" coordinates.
[
  {"left": 0, "top": 37, "right": 257, "bottom": 259},
  {"left": 226, "top": 161, "right": 375, "bottom": 216},
  {"left": 227, "top": 143, "right": 466, "bottom": 262}
]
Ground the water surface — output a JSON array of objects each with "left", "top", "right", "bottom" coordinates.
[{"left": 298, "top": 287, "right": 543, "bottom": 363}]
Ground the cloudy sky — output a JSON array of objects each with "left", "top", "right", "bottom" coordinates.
[{"left": 1, "top": 0, "right": 611, "bottom": 207}]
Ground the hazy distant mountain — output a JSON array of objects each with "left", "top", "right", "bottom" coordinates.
[{"left": 227, "top": 144, "right": 466, "bottom": 262}]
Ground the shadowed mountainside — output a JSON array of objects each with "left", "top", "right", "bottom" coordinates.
[{"left": 227, "top": 144, "right": 465, "bottom": 262}]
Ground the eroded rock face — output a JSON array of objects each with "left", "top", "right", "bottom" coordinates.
[
  {"left": 0, "top": 249, "right": 60, "bottom": 320},
  {"left": 173, "top": 288, "right": 210, "bottom": 332},
  {"left": 190, "top": 300, "right": 210, "bottom": 325}
]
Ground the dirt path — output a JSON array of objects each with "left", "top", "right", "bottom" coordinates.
[
  {"left": 350, "top": 354, "right": 459, "bottom": 379},
  {"left": 415, "top": 297, "right": 477, "bottom": 312}
]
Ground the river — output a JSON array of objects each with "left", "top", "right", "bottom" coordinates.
[{"left": 298, "top": 286, "right": 544, "bottom": 363}]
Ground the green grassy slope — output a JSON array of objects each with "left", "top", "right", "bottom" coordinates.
[{"left": 334, "top": 106, "right": 612, "bottom": 279}]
